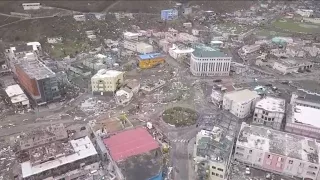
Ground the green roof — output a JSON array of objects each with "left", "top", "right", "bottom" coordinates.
[
  {"left": 192, "top": 43, "right": 227, "bottom": 58},
  {"left": 197, "top": 137, "right": 211, "bottom": 149}
]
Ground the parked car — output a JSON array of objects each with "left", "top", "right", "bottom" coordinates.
[
  {"left": 213, "top": 79, "right": 222, "bottom": 82},
  {"left": 245, "top": 167, "right": 251, "bottom": 175}
]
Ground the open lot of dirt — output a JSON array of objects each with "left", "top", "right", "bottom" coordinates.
[{"left": 0, "top": 15, "right": 20, "bottom": 26}]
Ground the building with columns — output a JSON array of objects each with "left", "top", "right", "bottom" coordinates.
[{"left": 190, "top": 44, "right": 231, "bottom": 76}]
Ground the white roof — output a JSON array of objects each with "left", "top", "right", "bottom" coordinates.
[
  {"left": 224, "top": 89, "right": 259, "bottom": 103},
  {"left": 255, "top": 97, "right": 285, "bottom": 113},
  {"left": 11, "top": 94, "right": 29, "bottom": 104},
  {"left": 210, "top": 41, "right": 223, "bottom": 44},
  {"left": 293, "top": 105, "right": 320, "bottom": 128},
  {"left": 5, "top": 84, "right": 24, "bottom": 97},
  {"left": 123, "top": 32, "right": 139, "bottom": 37},
  {"left": 92, "top": 69, "right": 123, "bottom": 79},
  {"left": 26, "top": 42, "right": 41, "bottom": 51},
  {"left": 21, "top": 136, "right": 97, "bottom": 178},
  {"left": 170, "top": 44, "right": 194, "bottom": 54}
]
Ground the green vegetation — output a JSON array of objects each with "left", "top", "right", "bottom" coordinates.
[
  {"left": 162, "top": 107, "right": 198, "bottom": 127},
  {"left": 48, "top": 39, "right": 90, "bottom": 58},
  {"left": 272, "top": 18, "right": 320, "bottom": 33}
]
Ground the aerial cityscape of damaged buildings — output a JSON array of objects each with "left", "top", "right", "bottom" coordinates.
[{"left": 1, "top": 1, "right": 320, "bottom": 180}]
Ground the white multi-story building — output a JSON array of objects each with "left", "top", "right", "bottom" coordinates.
[
  {"left": 190, "top": 44, "right": 231, "bottom": 76},
  {"left": 194, "top": 126, "right": 235, "bottom": 180},
  {"left": 241, "top": 44, "right": 261, "bottom": 55},
  {"left": 169, "top": 44, "right": 194, "bottom": 60},
  {"left": 253, "top": 96, "right": 285, "bottom": 130},
  {"left": 223, "top": 89, "right": 260, "bottom": 118},
  {"left": 136, "top": 42, "right": 153, "bottom": 54},
  {"left": 235, "top": 122, "right": 320, "bottom": 180},
  {"left": 273, "top": 59, "right": 313, "bottom": 75},
  {"left": 285, "top": 91, "right": 320, "bottom": 139},
  {"left": 123, "top": 39, "right": 137, "bottom": 52},
  {"left": 296, "top": 9, "right": 314, "bottom": 17},
  {"left": 91, "top": 69, "right": 124, "bottom": 95}
]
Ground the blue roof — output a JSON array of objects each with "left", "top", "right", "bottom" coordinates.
[
  {"left": 138, "top": 53, "right": 164, "bottom": 60},
  {"left": 148, "top": 172, "right": 163, "bottom": 180}
]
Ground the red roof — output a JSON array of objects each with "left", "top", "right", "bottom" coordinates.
[{"left": 103, "top": 127, "right": 159, "bottom": 161}]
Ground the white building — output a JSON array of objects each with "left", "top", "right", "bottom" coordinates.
[
  {"left": 273, "top": 59, "right": 313, "bottom": 74},
  {"left": 235, "top": 122, "right": 320, "bottom": 180},
  {"left": 211, "top": 84, "right": 235, "bottom": 108},
  {"left": 253, "top": 96, "right": 285, "bottom": 130},
  {"left": 5, "top": 84, "right": 29, "bottom": 108},
  {"left": 285, "top": 91, "right": 320, "bottom": 139},
  {"left": 303, "top": 17, "right": 320, "bottom": 24},
  {"left": 136, "top": 42, "right": 153, "bottom": 54},
  {"left": 73, "top": 15, "right": 86, "bottom": 21},
  {"left": 47, "top": 37, "right": 63, "bottom": 44},
  {"left": 123, "top": 32, "right": 139, "bottom": 41},
  {"left": 296, "top": 9, "right": 314, "bottom": 17},
  {"left": 22, "top": 3, "right": 41, "bottom": 10},
  {"left": 91, "top": 69, "right": 124, "bottom": 95},
  {"left": 168, "top": 44, "right": 194, "bottom": 60},
  {"left": 194, "top": 127, "right": 234, "bottom": 180},
  {"left": 115, "top": 79, "right": 140, "bottom": 105},
  {"left": 21, "top": 136, "right": 99, "bottom": 180},
  {"left": 241, "top": 44, "right": 260, "bottom": 55},
  {"left": 190, "top": 44, "right": 231, "bottom": 76},
  {"left": 223, "top": 89, "right": 260, "bottom": 118},
  {"left": 123, "top": 39, "right": 137, "bottom": 52}
]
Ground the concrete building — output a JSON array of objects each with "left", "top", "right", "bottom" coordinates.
[
  {"left": 47, "top": 37, "right": 63, "bottom": 44},
  {"left": 73, "top": 15, "right": 86, "bottom": 21},
  {"left": 241, "top": 44, "right": 261, "bottom": 55},
  {"left": 285, "top": 91, "right": 320, "bottom": 139},
  {"left": 168, "top": 44, "right": 194, "bottom": 60},
  {"left": 115, "top": 79, "right": 140, "bottom": 105},
  {"left": 123, "top": 32, "right": 139, "bottom": 41},
  {"left": 194, "top": 126, "right": 235, "bottom": 180},
  {"left": 103, "top": 127, "right": 162, "bottom": 180},
  {"left": 138, "top": 53, "right": 165, "bottom": 69},
  {"left": 273, "top": 59, "right": 313, "bottom": 74},
  {"left": 235, "top": 122, "right": 320, "bottom": 180},
  {"left": 22, "top": 3, "right": 41, "bottom": 10},
  {"left": 123, "top": 39, "right": 138, "bottom": 52},
  {"left": 161, "top": 9, "right": 178, "bottom": 20},
  {"left": 296, "top": 9, "right": 314, "bottom": 17},
  {"left": 190, "top": 44, "right": 231, "bottom": 76},
  {"left": 91, "top": 69, "right": 124, "bottom": 95},
  {"left": 14, "top": 54, "right": 61, "bottom": 105},
  {"left": 5, "top": 84, "right": 30, "bottom": 108},
  {"left": 21, "top": 136, "right": 99, "bottom": 180},
  {"left": 19, "top": 123, "right": 68, "bottom": 151},
  {"left": 253, "top": 96, "right": 286, "bottom": 130},
  {"left": 5, "top": 42, "right": 42, "bottom": 72},
  {"left": 136, "top": 42, "right": 154, "bottom": 54},
  {"left": 223, "top": 89, "right": 260, "bottom": 118},
  {"left": 211, "top": 84, "right": 235, "bottom": 108},
  {"left": 303, "top": 17, "right": 320, "bottom": 24}
]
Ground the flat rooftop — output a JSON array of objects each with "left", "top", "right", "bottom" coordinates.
[
  {"left": 21, "top": 136, "right": 97, "bottom": 178},
  {"left": 196, "top": 126, "right": 235, "bottom": 163},
  {"left": 255, "top": 96, "right": 285, "bottom": 113},
  {"left": 138, "top": 53, "right": 165, "bottom": 60},
  {"left": 92, "top": 69, "right": 123, "bottom": 79},
  {"left": 292, "top": 105, "right": 320, "bottom": 128},
  {"left": 237, "top": 123, "right": 320, "bottom": 164},
  {"left": 225, "top": 89, "right": 259, "bottom": 103},
  {"left": 192, "top": 43, "right": 228, "bottom": 58},
  {"left": 5, "top": 84, "right": 24, "bottom": 97},
  {"left": 117, "top": 149, "right": 162, "bottom": 180},
  {"left": 103, "top": 127, "right": 159, "bottom": 162},
  {"left": 15, "top": 55, "right": 56, "bottom": 80}
]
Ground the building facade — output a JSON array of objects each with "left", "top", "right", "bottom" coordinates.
[
  {"left": 253, "top": 96, "right": 286, "bottom": 130},
  {"left": 190, "top": 44, "right": 231, "bottom": 76},
  {"left": 211, "top": 84, "right": 235, "bottom": 108},
  {"left": 161, "top": 9, "right": 178, "bottom": 20},
  {"left": 223, "top": 89, "right": 260, "bottom": 118},
  {"left": 193, "top": 127, "right": 235, "bottom": 180},
  {"left": 169, "top": 44, "right": 194, "bottom": 60},
  {"left": 138, "top": 53, "right": 165, "bottom": 69},
  {"left": 273, "top": 59, "right": 313, "bottom": 75},
  {"left": 14, "top": 54, "right": 60, "bottom": 105},
  {"left": 22, "top": 3, "right": 41, "bottom": 10},
  {"left": 235, "top": 123, "right": 320, "bottom": 180},
  {"left": 91, "top": 69, "right": 124, "bottom": 95}
]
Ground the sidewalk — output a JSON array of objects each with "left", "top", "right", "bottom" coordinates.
[{"left": 187, "top": 137, "right": 196, "bottom": 180}]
